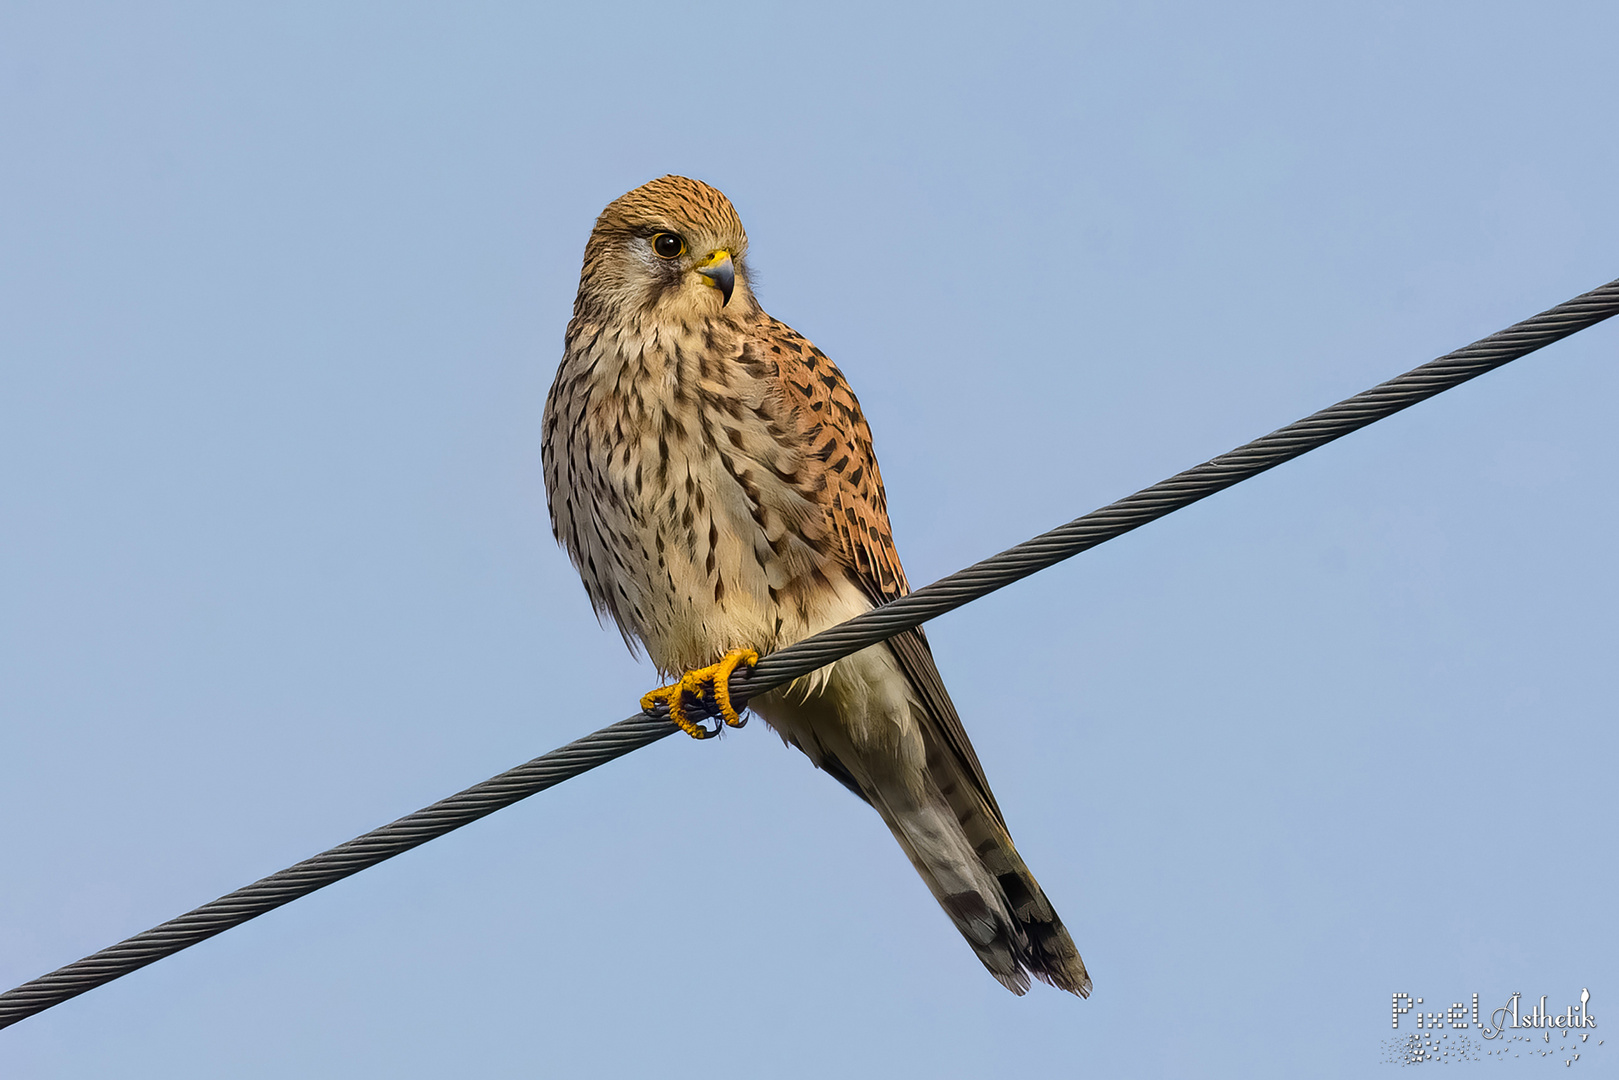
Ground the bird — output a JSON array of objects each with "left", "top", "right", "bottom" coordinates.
[{"left": 541, "top": 175, "right": 1090, "bottom": 997}]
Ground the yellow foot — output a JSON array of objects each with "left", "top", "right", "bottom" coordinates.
[{"left": 640, "top": 648, "right": 760, "bottom": 740}]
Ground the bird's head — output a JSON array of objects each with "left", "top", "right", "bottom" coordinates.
[{"left": 575, "top": 175, "right": 753, "bottom": 322}]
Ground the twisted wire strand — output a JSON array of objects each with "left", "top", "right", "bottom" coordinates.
[
  {"left": 731, "top": 276, "right": 1619, "bottom": 694},
  {"left": 3, "top": 277, "right": 1615, "bottom": 1031}
]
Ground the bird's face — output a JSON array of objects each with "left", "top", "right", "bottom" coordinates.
[{"left": 576, "top": 176, "right": 753, "bottom": 323}]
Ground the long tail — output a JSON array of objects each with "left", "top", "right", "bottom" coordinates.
[
  {"left": 759, "top": 629, "right": 1090, "bottom": 995},
  {"left": 868, "top": 741, "right": 1091, "bottom": 997}
]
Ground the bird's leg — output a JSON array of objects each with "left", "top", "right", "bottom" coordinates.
[{"left": 640, "top": 648, "right": 760, "bottom": 740}]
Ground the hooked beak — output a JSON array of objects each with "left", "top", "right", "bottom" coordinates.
[{"left": 696, "top": 250, "right": 736, "bottom": 306}]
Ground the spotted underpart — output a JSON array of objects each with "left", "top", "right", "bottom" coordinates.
[{"left": 542, "top": 175, "right": 1091, "bottom": 998}]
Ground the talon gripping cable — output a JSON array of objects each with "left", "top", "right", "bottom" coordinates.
[{"left": 3, "top": 277, "right": 1616, "bottom": 1031}]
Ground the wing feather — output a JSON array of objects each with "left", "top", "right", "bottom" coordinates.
[{"left": 760, "top": 316, "right": 1008, "bottom": 829}]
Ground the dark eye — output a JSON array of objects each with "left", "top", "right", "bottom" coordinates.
[{"left": 651, "top": 232, "right": 685, "bottom": 259}]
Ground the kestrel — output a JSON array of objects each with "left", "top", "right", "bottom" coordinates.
[{"left": 541, "top": 176, "right": 1090, "bottom": 997}]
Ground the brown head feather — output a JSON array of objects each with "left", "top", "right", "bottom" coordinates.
[{"left": 575, "top": 175, "right": 753, "bottom": 319}]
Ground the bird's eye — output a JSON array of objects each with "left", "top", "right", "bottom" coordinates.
[{"left": 651, "top": 232, "right": 685, "bottom": 259}]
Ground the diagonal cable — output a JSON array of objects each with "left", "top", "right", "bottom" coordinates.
[{"left": 2, "top": 276, "right": 1616, "bottom": 1032}]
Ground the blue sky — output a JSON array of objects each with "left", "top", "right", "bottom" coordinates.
[{"left": 2, "top": 3, "right": 1615, "bottom": 1076}]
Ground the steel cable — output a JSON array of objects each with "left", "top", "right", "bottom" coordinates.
[{"left": 3, "top": 276, "right": 1616, "bottom": 1031}]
